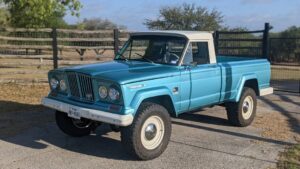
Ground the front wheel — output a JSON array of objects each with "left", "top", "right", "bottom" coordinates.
[
  {"left": 226, "top": 87, "right": 257, "bottom": 127},
  {"left": 55, "top": 111, "right": 96, "bottom": 137},
  {"left": 120, "top": 102, "right": 171, "bottom": 160}
]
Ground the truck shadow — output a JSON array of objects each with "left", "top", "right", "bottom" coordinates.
[
  {"left": 0, "top": 100, "right": 136, "bottom": 160},
  {"left": 177, "top": 109, "right": 231, "bottom": 126},
  {"left": 0, "top": 98, "right": 295, "bottom": 161},
  {"left": 259, "top": 94, "right": 300, "bottom": 136}
]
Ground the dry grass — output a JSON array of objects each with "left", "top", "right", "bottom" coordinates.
[
  {"left": 0, "top": 84, "right": 49, "bottom": 105},
  {"left": 0, "top": 73, "right": 47, "bottom": 80},
  {"left": 253, "top": 112, "right": 293, "bottom": 141},
  {"left": 0, "top": 50, "right": 114, "bottom": 83},
  {"left": 277, "top": 144, "right": 300, "bottom": 169},
  {"left": 271, "top": 66, "right": 300, "bottom": 80},
  {"left": 0, "top": 84, "right": 53, "bottom": 138}
]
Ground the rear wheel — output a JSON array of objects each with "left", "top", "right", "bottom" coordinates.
[
  {"left": 55, "top": 111, "right": 96, "bottom": 137},
  {"left": 120, "top": 102, "right": 171, "bottom": 160},
  {"left": 226, "top": 87, "right": 257, "bottom": 127}
]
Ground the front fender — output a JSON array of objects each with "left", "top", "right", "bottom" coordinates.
[
  {"left": 235, "top": 74, "right": 257, "bottom": 102},
  {"left": 129, "top": 87, "right": 174, "bottom": 115}
]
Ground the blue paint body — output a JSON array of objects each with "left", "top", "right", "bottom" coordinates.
[{"left": 47, "top": 54, "right": 271, "bottom": 117}]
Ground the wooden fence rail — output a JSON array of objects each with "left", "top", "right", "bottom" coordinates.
[{"left": 0, "top": 28, "right": 130, "bottom": 68}]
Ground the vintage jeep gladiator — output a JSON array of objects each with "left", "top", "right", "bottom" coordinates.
[{"left": 42, "top": 31, "right": 273, "bottom": 160}]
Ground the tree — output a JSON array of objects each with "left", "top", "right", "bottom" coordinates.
[
  {"left": 280, "top": 26, "right": 300, "bottom": 37},
  {"left": 80, "top": 18, "right": 127, "bottom": 30},
  {"left": 269, "top": 26, "right": 300, "bottom": 63},
  {"left": 0, "top": 8, "right": 10, "bottom": 27},
  {"left": 1, "top": 0, "right": 82, "bottom": 28},
  {"left": 144, "top": 3, "right": 223, "bottom": 31}
]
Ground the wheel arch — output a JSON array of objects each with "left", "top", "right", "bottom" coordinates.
[
  {"left": 129, "top": 88, "right": 177, "bottom": 117},
  {"left": 235, "top": 75, "right": 259, "bottom": 102},
  {"left": 141, "top": 95, "right": 176, "bottom": 117},
  {"left": 244, "top": 79, "right": 259, "bottom": 95}
]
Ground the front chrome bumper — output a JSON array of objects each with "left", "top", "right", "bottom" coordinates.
[{"left": 42, "top": 97, "right": 133, "bottom": 126}]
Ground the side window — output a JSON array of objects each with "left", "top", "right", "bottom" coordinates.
[
  {"left": 182, "top": 43, "right": 193, "bottom": 65},
  {"left": 191, "top": 42, "right": 210, "bottom": 64}
]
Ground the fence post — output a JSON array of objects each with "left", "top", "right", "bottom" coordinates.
[
  {"left": 51, "top": 28, "right": 58, "bottom": 69},
  {"left": 214, "top": 31, "right": 219, "bottom": 55},
  {"left": 113, "top": 29, "right": 119, "bottom": 56},
  {"left": 263, "top": 23, "right": 270, "bottom": 60}
]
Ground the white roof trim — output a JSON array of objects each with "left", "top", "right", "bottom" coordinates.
[{"left": 130, "top": 31, "right": 214, "bottom": 40}]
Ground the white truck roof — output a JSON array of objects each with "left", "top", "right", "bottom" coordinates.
[{"left": 130, "top": 31, "right": 213, "bottom": 40}]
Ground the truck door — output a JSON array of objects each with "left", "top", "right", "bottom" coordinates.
[
  {"left": 179, "top": 66, "right": 191, "bottom": 112},
  {"left": 185, "top": 42, "right": 222, "bottom": 110}
]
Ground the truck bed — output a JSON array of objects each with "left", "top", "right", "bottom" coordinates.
[
  {"left": 214, "top": 55, "right": 271, "bottom": 102},
  {"left": 216, "top": 55, "right": 257, "bottom": 62}
]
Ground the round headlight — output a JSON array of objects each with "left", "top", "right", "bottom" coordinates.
[
  {"left": 98, "top": 86, "right": 108, "bottom": 99},
  {"left": 109, "top": 87, "right": 120, "bottom": 101},
  {"left": 60, "top": 79, "right": 67, "bottom": 91},
  {"left": 50, "top": 78, "right": 59, "bottom": 89}
]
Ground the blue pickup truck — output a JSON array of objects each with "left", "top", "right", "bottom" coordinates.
[{"left": 42, "top": 31, "right": 273, "bottom": 160}]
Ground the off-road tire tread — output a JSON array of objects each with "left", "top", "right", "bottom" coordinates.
[
  {"left": 120, "top": 102, "right": 171, "bottom": 160},
  {"left": 226, "top": 87, "right": 257, "bottom": 127},
  {"left": 55, "top": 111, "right": 93, "bottom": 137}
]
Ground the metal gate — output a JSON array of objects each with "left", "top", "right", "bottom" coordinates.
[
  {"left": 214, "top": 23, "right": 300, "bottom": 94},
  {"left": 269, "top": 38, "right": 300, "bottom": 93}
]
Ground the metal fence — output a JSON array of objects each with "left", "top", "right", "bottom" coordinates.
[
  {"left": 214, "top": 23, "right": 270, "bottom": 58},
  {"left": 214, "top": 23, "right": 300, "bottom": 94},
  {"left": 269, "top": 38, "right": 300, "bottom": 93},
  {"left": 269, "top": 38, "right": 300, "bottom": 65}
]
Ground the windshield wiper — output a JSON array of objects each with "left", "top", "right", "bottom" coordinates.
[
  {"left": 141, "top": 57, "right": 154, "bottom": 63},
  {"left": 134, "top": 53, "right": 154, "bottom": 63}
]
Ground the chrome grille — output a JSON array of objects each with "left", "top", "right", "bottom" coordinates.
[
  {"left": 66, "top": 72, "right": 94, "bottom": 102},
  {"left": 67, "top": 72, "right": 80, "bottom": 98},
  {"left": 78, "top": 74, "right": 94, "bottom": 102}
]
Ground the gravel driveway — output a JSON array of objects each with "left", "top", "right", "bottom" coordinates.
[{"left": 0, "top": 89, "right": 299, "bottom": 169}]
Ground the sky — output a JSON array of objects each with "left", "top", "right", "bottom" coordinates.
[{"left": 64, "top": 0, "right": 300, "bottom": 32}]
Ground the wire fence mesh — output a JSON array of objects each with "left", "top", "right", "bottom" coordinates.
[
  {"left": 269, "top": 38, "right": 300, "bottom": 93},
  {"left": 215, "top": 31, "right": 265, "bottom": 58}
]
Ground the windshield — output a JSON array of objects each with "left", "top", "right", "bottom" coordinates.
[{"left": 115, "top": 35, "right": 187, "bottom": 65}]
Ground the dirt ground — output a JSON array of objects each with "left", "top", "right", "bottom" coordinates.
[
  {"left": 0, "top": 49, "right": 114, "bottom": 83},
  {"left": 253, "top": 109, "right": 297, "bottom": 142},
  {"left": 0, "top": 84, "right": 51, "bottom": 137}
]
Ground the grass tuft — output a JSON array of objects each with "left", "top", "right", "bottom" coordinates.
[{"left": 277, "top": 144, "right": 300, "bottom": 169}]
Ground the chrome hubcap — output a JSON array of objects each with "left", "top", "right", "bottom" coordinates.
[
  {"left": 145, "top": 123, "right": 157, "bottom": 140},
  {"left": 72, "top": 118, "right": 92, "bottom": 129},
  {"left": 243, "top": 101, "right": 249, "bottom": 113},
  {"left": 141, "top": 116, "right": 165, "bottom": 150},
  {"left": 242, "top": 96, "right": 254, "bottom": 120}
]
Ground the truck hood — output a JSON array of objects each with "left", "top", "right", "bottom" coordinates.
[{"left": 63, "top": 60, "right": 180, "bottom": 84}]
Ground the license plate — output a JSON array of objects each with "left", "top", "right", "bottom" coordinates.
[{"left": 68, "top": 106, "right": 81, "bottom": 119}]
